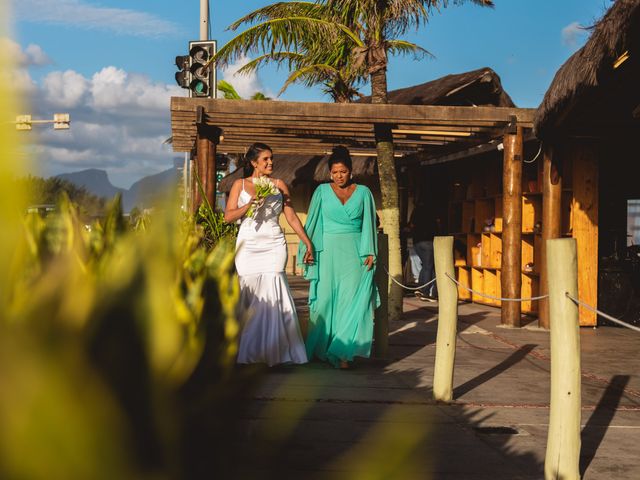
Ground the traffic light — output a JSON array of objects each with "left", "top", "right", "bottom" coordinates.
[
  {"left": 175, "top": 54, "right": 191, "bottom": 89},
  {"left": 188, "top": 40, "right": 217, "bottom": 98}
]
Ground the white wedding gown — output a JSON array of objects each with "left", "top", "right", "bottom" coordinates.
[{"left": 235, "top": 179, "right": 308, "bottom": 366}]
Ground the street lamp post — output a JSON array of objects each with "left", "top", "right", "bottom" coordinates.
[{"left": 14, "top": 113, "right": 70, "bottom": 131}]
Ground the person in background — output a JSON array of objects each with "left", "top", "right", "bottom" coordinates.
[{"left": 408, "top": 199, "right": 440, "bottom": 302}]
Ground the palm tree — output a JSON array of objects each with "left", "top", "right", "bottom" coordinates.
[
  {"left": 215, "top": 2, "right": 373, "bottom": 103},
  {"left": 216, "top": 0, "right": 494, "bottom": 321}
]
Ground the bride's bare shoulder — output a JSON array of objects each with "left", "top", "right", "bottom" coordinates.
[{"left": 271, "top": 178, "right": 288, "bottom": 188}]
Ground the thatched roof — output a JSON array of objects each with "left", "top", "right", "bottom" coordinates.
[
  {"left": 359, "top": 67, "right": 515, "bottom": 107},
  {"left": 535, "top": 0, "right": 640, "bottom": 138},
  {"left": 218, "top": 67, "right": 515, "bottom": 192}
]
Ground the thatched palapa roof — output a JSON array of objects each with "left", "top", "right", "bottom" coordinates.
[
  {"left": 535, "top": 0, "right": 640, "bottom": 139},
  {"left": 359, "top": 67, "right": 515, "bottom": 107},
  {"left": 219, "top": 67, "right": 515, "bottom": 192}
]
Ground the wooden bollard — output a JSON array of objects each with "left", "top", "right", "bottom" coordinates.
[
  {"left": 433, "top": 236, "right": 458, "bottom": 402},
  {"left": 545, "top": 238, "right": 581, "bottom": 480}
]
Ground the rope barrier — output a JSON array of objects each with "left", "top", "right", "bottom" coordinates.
[
  {"left": 381, "top": 264, "right": 437, "bottom": 291},
  {"left": 445, "top": 273, "right": 549, "bottom": 303},
  {"left": 565, "top": 292, "right": 640, "bottom": 333}
]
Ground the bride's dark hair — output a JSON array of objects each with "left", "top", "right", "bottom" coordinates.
[{"left": 242, "top": 142, "right": 272, "bottom": 177}]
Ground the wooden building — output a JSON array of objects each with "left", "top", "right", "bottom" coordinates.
[
  {"left": 533, "top": 0, "right": 640, "bottom": 326},
  {"left": 166, "top": 1, "right": 639, "bottom": 332},
  {"left": 170, "top": 70, "right": 537, "bottom": 327}
]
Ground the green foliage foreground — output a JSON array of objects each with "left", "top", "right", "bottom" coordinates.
[{"left": 0, "top": 192, "right": 252, "bottom": 479}]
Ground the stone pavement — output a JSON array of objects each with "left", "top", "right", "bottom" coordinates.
[{"left": 230, "top": 276, "right": 640, "bottom": 479}]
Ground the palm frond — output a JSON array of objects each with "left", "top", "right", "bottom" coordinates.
[
  {"left": 234, "top": 52, "right": 306, "bottom": 75},
  {"left": 227, "top": 2, "right": 333, "bottom": 31},
  {"left": 279, "top": 63, "right": 342, "bottom": 95},
  {"left": 215, "top": 17, "right": 341, "bottom": 68},
  {"left": 216, "top": 80, "right": 241, "bottom": 100},
  {"left": 386, "top": 39, "right": 434, "bottom": 60},
  {"left": 250, "top": 92, "right": 271, "bottom": 100}
]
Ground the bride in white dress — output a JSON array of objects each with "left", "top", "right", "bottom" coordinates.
[{"left": 224, "top": 143, "right": 314, "bottom": 366}]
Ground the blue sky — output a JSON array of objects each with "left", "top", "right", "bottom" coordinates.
[{"left": 11, "top": 0, "right": 614, "bottom": 187}]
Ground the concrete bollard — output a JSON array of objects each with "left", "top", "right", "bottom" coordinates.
[
  {"left": 433, "top": 236, "right": 458, "bottom": 402},
  {"left": 544, "top": 238, "right": 581, "bottom": 480}
]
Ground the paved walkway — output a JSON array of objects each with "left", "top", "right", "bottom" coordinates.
[{"left": 230, "top": 276, "right": 640, "bottom": 479}]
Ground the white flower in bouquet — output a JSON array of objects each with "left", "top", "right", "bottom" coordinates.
[{"left": 246, "top": 177, "right": 279, "bottom": 218}]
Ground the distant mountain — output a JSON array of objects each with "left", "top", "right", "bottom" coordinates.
[
  {"left": 56, "top": 167, "right": 181, "bottom": 212},
  {"left": 123, "top": 167, "right": 180, "bottom": 211},
  {"left": 57, "top": 169, "right": 124, "bottom": 200}
]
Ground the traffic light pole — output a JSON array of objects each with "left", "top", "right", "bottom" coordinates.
[
  {"left": 189, "top": 1, "right": 217, "bottom": 213},
  {"left": 200, "top": 0, "right": 209, "bottom": 40}
]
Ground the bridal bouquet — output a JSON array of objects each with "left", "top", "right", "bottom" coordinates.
[{"left": 246, "top": 177, "right": 279, "bottom": 218}]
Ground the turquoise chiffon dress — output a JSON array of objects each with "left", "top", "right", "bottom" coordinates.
[{"left": 298, "top": 183, "right": 380, "bottom": 366}]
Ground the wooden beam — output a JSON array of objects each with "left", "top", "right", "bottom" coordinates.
[
  {"left": 501, "top": 122, "right": 524, "bottom": 327},
  {"left": 204, "top": 115, "right": 515, "bottom": 130},
  {"left": 171, "top": 97, "right": 536, "bottom": 126},
  {"left": 415, "top": 131, "right": 537, "bottom": 166},
  {"left": 539, "top": 145, "right": 563, "bottom": 329}
]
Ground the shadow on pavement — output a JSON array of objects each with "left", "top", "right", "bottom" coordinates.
[
  {"left": 580, "top": 374, "right": 631, "bottom": 476},
  {"left": 453, "top": 344, "right": 537, "bottom": 398}
]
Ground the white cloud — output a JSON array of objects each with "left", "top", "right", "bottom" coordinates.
[
  {"left": 219, "top": 55, "right": 273, "bottom": 99},
  {"left": 26, "top": 66, "right": 183, "bottom": 188},
  {"left": 14, "top": 0, "right": 180, "bottom": 38},
  {"left": 0, "top": 38, "right": 52, "bottom": 66},
  {"left": 42, "top": 70, "right": 89, "bottom": 108},
  {"left": 0, "top": 38, "right": 47, "bottom": 92},
  {"left": 562, "top": 21, "right": 587, "bottom": 48},
  {"left": 90, "top": 66, "right": 181, "bottom": 112},
  {"left": 24, "top": 44, "right": 52, "bottom": 66}
]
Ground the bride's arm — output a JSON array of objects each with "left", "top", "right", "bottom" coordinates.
[
  {"left": 223, "top": 179, "right": 253, "bottom": 223},
  {"left": 279, "top": 180, "right": 314, "bottom": 263}
]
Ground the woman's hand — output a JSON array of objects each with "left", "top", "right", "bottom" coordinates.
[
  {"left": 363, "top": 255, "right": 375, "bottom": 271},
  {"left": 251, "top": 196, "right": 264, "bottom": 211},
  {"left": 303, "top": 244, "right": 314, "bottom": 264}
]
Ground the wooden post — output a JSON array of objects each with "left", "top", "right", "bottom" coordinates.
[
  {"left": 193, "top": 122, "right": 219, "bottom": 212},
  {"left": 572, "top": 143, "right": 598, "bottom": 326},
  {"left": 545, "top": 238, "right": 581, "bottom": 480},
  {"left": 432, "top": 236, "right": 458, "bottom": 402},
  {"left": 374, "top": 232, "right": 389, "bottom": 358},
  {"left": 539, "top": 145, "right": 563, "bottom": 329},
  {"left": 501, "top": 121, "right": 523, "bottom": 327},
  {"left": 197, "top": 124, "right": 217, "bottom": 206}
]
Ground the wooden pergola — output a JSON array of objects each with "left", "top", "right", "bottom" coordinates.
[
  {"left": 171, "top": 96, "right": 537, "bottom": 327},
  {"left": 171, "top": 97, "right": 534, "bottom": 156}
]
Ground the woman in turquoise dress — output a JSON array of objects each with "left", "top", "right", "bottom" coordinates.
[{"left": 299, "top": 146, "right": 380, "bottom": 368}]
